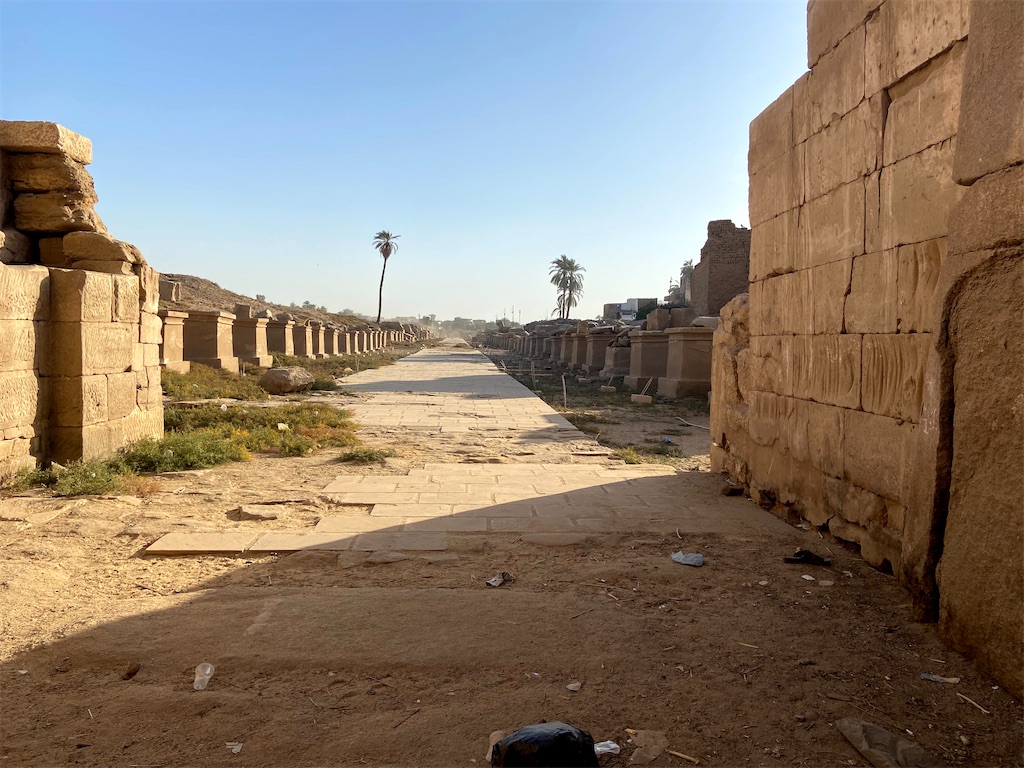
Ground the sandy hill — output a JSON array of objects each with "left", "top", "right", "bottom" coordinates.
[{"left": 159, "top": 273, "right": 379, "bottom": 329}]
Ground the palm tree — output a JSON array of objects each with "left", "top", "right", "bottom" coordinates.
[
  {"left": 549, "top": 255, "right": 586, "bottom": 320},
  {"left": 372, "top": 230, "right": 400, "bottom": 323}
]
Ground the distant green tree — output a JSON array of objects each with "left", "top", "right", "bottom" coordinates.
[
  {"left": 373, "top": 230, "right": 400, "bottom": 323},
  {"left": 548, "top": 255, "right": 586, "bottom": 320}
]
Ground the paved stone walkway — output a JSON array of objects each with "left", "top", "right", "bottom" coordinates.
[{"left": 147, "top": 347, "right": 790, "bottom": 554}]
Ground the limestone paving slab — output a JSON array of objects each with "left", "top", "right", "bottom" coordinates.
[
  {"left": 351, "top": 531, "right": 447, "bottom": 551},
  {"left": 248, "top": 532, "right": 357, "bottom": 552},
  {"left": 146, "top": 531, "right": 260, "bottom": 554}
]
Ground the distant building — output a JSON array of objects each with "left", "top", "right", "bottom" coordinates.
[{"left": 602, "top": 298, "right": 658, "bottom": 322}]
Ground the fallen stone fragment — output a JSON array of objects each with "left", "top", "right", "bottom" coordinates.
[
  {"left": 234, "top": 505, "right": 281, "bottom": 521},
  {"left": 836, "top": 717, "right": 946, "bottom": 768},
  {"left": 566, "top": 681, "right": 583, "bottom": 692},
  {"left": 671, "top": 552, "right": 704, "bottom": 567},
  {"left": 122, "top": 661, "right": 142, "bottom": 680},
  {"left": 258, "top": 366, "right": 314, "bottom": 394},
  {"left": 364, "top": 551, "right": 411, "bottom": 564},
  {"left": 629, "top": 730, "right": 669, "bottom": 765}
]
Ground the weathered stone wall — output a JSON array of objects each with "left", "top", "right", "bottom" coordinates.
[
  {"left": 0, "top": 121, "right": 163, "bottom": 477},
  {"left": 712, "top": 0, "right": 1023, "bottom": 697},
  {"left": 691, "top": 220, "right": 751, "bottom": 316}
]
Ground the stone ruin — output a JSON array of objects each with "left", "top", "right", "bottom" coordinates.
[
  {"left": 710, "top": 0, "right": 1022, "bottom": 697},
  {"left": 0, "top": 121, "right": 163, "bottom": 477},
  {"left": 689, "top": 219, "right": 751, "bottom": 316}
]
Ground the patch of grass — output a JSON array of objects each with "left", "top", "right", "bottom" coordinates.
[
  {"left": 613, "top": 447, "right": 642, "bottom": 464},
  {"left": 2, "top": 466, "right": 54, "bottom": 493},
  {"left": 162, "top": 364, "right": 268, "bottom": 401},
  {"left": 272, "top": 348, "right": 410, "bottom": 381},
  {"left": 120, "top": 430, "right": 252, "bottom": 473},
  {"left": 675, "top": 396, "right": 710, "bottom": 416},
  {"left": 337, "top": 447, "right": 397, "bottom": 464},
  {"left": 309, "top": 376, "right": 341, "bottom": 391}
]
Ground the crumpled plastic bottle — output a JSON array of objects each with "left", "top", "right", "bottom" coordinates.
[{"left": 193, "top": 662, "right": 215, "bottom": 690}]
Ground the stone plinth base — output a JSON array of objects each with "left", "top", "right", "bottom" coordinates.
[
  {"left": 190, "top": 356, "right": 240, "bottom": 374},
  {"left": 162, "top": 360, "right": 191, "bottom": 374},
  {"left": 624, "top": 375, "right": 659, "bottom": 392},
  {"left": 241, "top": 355, "right": 274, "bottom": 367}
]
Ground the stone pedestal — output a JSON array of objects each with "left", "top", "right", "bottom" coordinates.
[
  {"left": 657, "top": 327, "right": 714, "bottom": 399},
  {"left": 232, "top": 316, "right": 273, "bottom": 367},
  {"left": 324, "top": 328, "right": 339, "bottom": 356},
  {"left": 542, "top": 337, "right": 555, "bottom": 360},
  {"left": 292, "top": 322, "right": 314, "bottom": 358},
  {"left": 158, "top": 310, "right": 190, "bottom": 374},
  {"left": 340, "top": 331, "right": 354, "bottom": 355},
  {"left": 310, "top": 322, "right": 327, "bottom": 359},
  {"left": 557, "top": 333, "right": 575, "bottom": 368},
  {"left": 600, "top": 345, "right": 631, "bottom": 379},
  {"left": 569, "top": 333, "right": 588, "bottom": 371},
  {"left": 583, "top": 332, "right": 617, "bottom": 375},
  {"left": 266, "top": 318, "right": 295, "bottom": 356},
  {"left": 183, "top": 311, "right": 239, "bottom": 373},
  {"left": 624, "top": 331, "right": 669, "bottom": 391}
]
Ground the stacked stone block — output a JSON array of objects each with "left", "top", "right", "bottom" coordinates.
[
  {"left": 183, "top": 311, "right": 239, "bottom": 373},
  {"left": 711, "top": 0, "right": 1022, "bottom": 697},
  {"left": 231, "top": 304, "right": 272, "bottom": 367},
  {"left": 158, "top": 310, "right": 190, "bottom": 373},
  {"left": 0, "top": 121, "right": 163, "bottom": 475}
]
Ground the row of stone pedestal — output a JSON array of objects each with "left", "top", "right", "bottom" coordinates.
[
  {"left": 485, "top": 322, "right": 715, "bottom": 400},
  {"left": 158, "top": 309, "right": 424, "bottom": 374}
]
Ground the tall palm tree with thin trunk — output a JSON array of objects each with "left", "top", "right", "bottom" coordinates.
[
  {"left": 549, "top": 255, "right": 586, "bottom": 320},
  {"left": 373, "top": 230, "right": 400, "bottom": 323}
]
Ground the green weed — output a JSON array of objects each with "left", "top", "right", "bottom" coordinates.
[
  {"left": 337, "top": 447, "right": 397, "bottom": 463},
  {"left": 162, "top": 364, "right": 268, "bottom": 401}
]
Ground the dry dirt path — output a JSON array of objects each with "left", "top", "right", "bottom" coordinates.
[{"left": 1, "top": 345, "right": 1020, "bottom": 766}]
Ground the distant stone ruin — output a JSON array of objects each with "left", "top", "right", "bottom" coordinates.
[{"left": 690, "top": 220, "right": 750, "bottom": 316}]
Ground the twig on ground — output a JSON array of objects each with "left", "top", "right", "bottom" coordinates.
[
  {"left": 956, "top": 692, "right": 991, "bottom": 714},
  {"left": 392, "top": 709, "right": 420, "bottom": 728}
]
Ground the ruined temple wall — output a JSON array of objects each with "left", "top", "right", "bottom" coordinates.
[
  {"left": 0, "top": 122, "right": 163, "bottom": 477},
  {"left": 692, "top": 220, "right": 751, "bottom": 316},
  {"left": 713, "top": 0, "right": 971, "bottom": 570}
]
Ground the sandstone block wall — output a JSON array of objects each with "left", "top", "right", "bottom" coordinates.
[
  {"left": 712, "top": 0, "right": 1022, "bottom": 697},
  {"left": 0, "top": 121, "right": 163, "bottom": 476},
  {"left": 691, "top": 220, "right": 751, "bottom": 316}
]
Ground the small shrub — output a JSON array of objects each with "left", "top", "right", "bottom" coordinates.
[
  {"left": 337, "top": 448, "right": 397, "bottom": 464},
  {"left": 309, "top": 376, "right": 341, "bottom": 391},
  {"left": 676, "top": 397, "right": 710, "bottom": 416},
  {"left": 51, "top": 460, "right": 129, "bottom": 497},
  {"left": 162, "top": 364, "right": 268, "bottom": 401},
  {"left": 120, "top": 430, "right": 251, "bottom": 473},
  {"left": 1, "top": 466, "right": 56, "bottom": 492}
]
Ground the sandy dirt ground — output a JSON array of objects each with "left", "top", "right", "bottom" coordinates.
[{"left": 0, "top": 347, "right": 1021, "bottom": 767}]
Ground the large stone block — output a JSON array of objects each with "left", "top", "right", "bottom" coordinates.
[
  {"left": 0, "top": 369, "right": 41, "bottom": 430},
  {"left": 803, "top": 97, "right": 882, "bottom": 202},
  {"left": 72, "top": 259, "right": 134, "bottom": 275},
  {"left": 801, "top": 178, "right": 865, "bottom": 268},
  {"left": 879, "top": 139, "right": 963, "bottom": 250},
  {"left": 749, "top": 270, "right": 813, "bottom": 337},
  {"left": 953, "top": 0, "right": 1024, "bottom": 184},
  {"left": 0, "top": 121, "right": 93, "bottom": 164},
  {"left": 47, "top": 321, "right": 136, "bottom": 376},
  {"left": 0, "top": 228, "right": 30, "bottom": 264},
  {"left": 807, "top": 0, "right": 883, "bottom": 68},
  {"left": 6, "top": 153, "right": 96, "bottom": 195},
  {"left": 749, "top": 209, "right": 801, "bottom": 280},
  {"left": 799, "top": 334, "right": 862, "bottom": 409},
  {"left": 803, "top": 399, "right": 845, "bottom": 478},
  {"left": 112, "top": 274, "right": 140, "bottom": 323},
  {"left": 107, "top": 371, "right": 138, "bottom": 420},
  {"left": 49, "top": 268, "right": 114, "bottom": 323},
  {"left": 748, "top": 144, "right": 804, "bottom": 227},
  {"left": 865, "top": 0, "right": 969, "bottom": 96},
  {"left": 50, "top": 374, "right": 108, "bottom": 427},
  {"left": 883, "top": 43, "right": 965, "bottom": 166},
  {"left": 796, "top": 24, "right": 866, "bottom": 142},
  {"left": 947, "top": 165, "right": 1024, "bottom": 255},
  {"left": 136, "top": 264, "right": 160, "bottom": 314},
  {"left": 861, "top": 333, "right": 929, "bottom": 421},
  {"left": 38, "top": 237, "right": 68, "bottom": 268},
  {"left": 140, "top": 311, "right": 162, "bottom": 344},
  {"left": 63, "top": 231, "right": 143, "bottom": 264},
  {"left": 897, "top": 239, "right": 945, "bottom": 333},
  {"left": 0, "top": 319, "right": 43, "bottom": 372},
  {"left": 658, "top": 327, "right": 714, "bottom": 399},
  {"left": 843, "top": 408, "right": 915, "bottom": 501},
  {"left": 0, "top": 263, "right": 49, "bottom": 321},
  {"left": 13, "top": 190, "right": 102, "bottom": 234},
  {"left": 845, "top": 250, "right": 898, "bottom": 333},
  {"left": 811, "top": 258, "right": 852, "bottom": 334},
  {"left": 749, "top": 84, "right": 795, "bottom": 175}
]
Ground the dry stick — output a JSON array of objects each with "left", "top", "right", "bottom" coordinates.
[
  {"left": 677, "top": 417, "right": 710, "bottom": 431},
  {"left": 570, "top": 607, "right": 595, "bottom": 619},
  {"left": 956, "top": 692, "right": 991, "bottom": 714},
  {"left": 666, "top": 749, "right": 701, "bottom": 764},
  {"left": 392, "top": 708, "right": 420, "bottom": 728},
  {"left": 640, "top": 377, "right": 654, "bottom": 396},
  {"left": 561, "top": 375, "right": 568, "bottom": 409}
]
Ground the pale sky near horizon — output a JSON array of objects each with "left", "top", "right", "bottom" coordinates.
[{"left": 1, "top": 0, "right": 808, "bottom": 323}]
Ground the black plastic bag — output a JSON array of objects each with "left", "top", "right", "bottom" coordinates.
[{"left": 491, "top": 722, "right": 599, "bottom": 767}]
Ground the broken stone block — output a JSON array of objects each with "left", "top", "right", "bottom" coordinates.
[
  {"left": 49, "top": 268, "right": 114, "bottom": 323},
  {"left": 0, "top": 263, "right": 49, "bottom": 321},
  {"left": 136, "top": 265, "right": 160, "bottom": 314},
  {"left": 0, "top": 121, "right": 93, "bottom": 164},
  {"left": 0, "top": 229, "right": 30, "bottom": 264},
  {"left": 234, "top": 505, "right": 281, "bottom": 521},
  {"left": 158, "top": 278, "right": 181, "bottom": 302},
  {"left": 46, "top": 321, "right": 137, "bottom": 376}
]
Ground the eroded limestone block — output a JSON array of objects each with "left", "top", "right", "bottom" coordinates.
[
  {"left": 46, "top": 321, "right": 137, "bottom": 376},
  {"left": 6, "top": 153, "right": 96, "bottom": 195},
  {"left": 749, "top": 83, "right": 795, "bottom": 176},
  {"left": 112, "top": 275, "right": 140, "bottom": 323},
  {"left": 806, "top": 0, "right": 882, "bottom": 68},
  {"left": 879, "top": 139, "right": 964, "bottom": 250},
  {"left": 38, "top": 237, "right": 68, "bottom": 267},
  {"left": 107, "top": 371, "right": 138, "bottom": 420},
  {"left": 810, "top": 259, "right": 851, "bottom": 334},
  {"left": 0, "top": 319, "right": 42, "bottom": 373},
  {"left": 13, "top": 191, "right": 103, "bottom": 234},
  {"left": 0, "top": 121, "right": 93, "bottom": 164},
  {"left": 845, "top": 250, "right": 898, "bottom": 333},
  {"left": 749, "top": 145, "right": 804, "bottom": 227},
  {"left": 259, "top": 367, "right": 314, "bottom": 395},
  {"left": 50, "top": 374, "right": 108, "bottom": 427},
  {"left": 842, "top": 408, "right": 915, "bottom": 502},
  {"left": 795, "top": 25, "right": 866, "bottom": 141},
  {"left": 803, "top": 97, "right": 883, "bottom": 201},
  {"left": 140, "top": 311, "right": 162, "bottom": 344},
  {"left": 0, "top": 369, "right": 41, "bottom": 430},
  {"left": 947, "top": 165, "right": 1024, "bottom": 255},
  {"left": 136, "top": 265, "right": 159, "bottom": 314},
  {"left": 64, "top": 231, "right": 143, "bottom": 264},
  {"left": 861, "top": 333, "right": 929, "bottom": 422},
  {"left": 896, "top": 239, "right": 944, "bottom": 333},
  {"left": 800, "top": 178, "right": 865, "bottom": 268}
]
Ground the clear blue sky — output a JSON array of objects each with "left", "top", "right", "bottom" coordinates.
[{"left": 1, "top": 0, "right": 807, "bottom": 323}]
